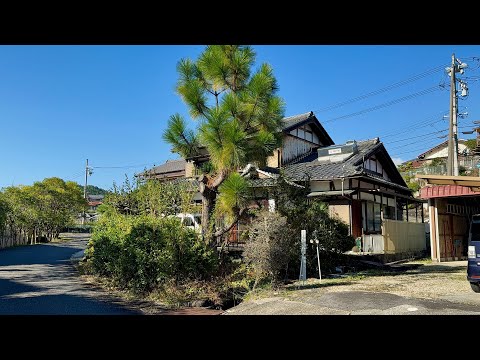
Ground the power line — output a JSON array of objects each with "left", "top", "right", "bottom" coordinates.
[
  {"left": 388, "top": 139, "right": 445, "bottom": 157},
  {"left": 387, "top": 136, "right": 445, "bottom": 151},
  {"left": 388, "top": 129, "right": 476, "bottom": 158},
  {"left": 312, "top": 64, "right": 446, "bottom": 113},
  {"left": 92, "top": 162, "right": 157, "bottom": 169},
  {"left": 383, "top": 124, "right": 476, "bottom": 146},
  {"left": 323, "top": 86, "right": 442, "bottom": 124},
  {"left": 65, "top": 171, "right": 85, "bottom": 181},
  {"left": 353, "top": 108, "right": 449, "bottom": 145},
  {"left": 383, "top": 128, "right": 449, "bottom": 145},
  {"left": 379, "top": 106, "right": 469, "bottom": 139},
  {"left": 380, "top": 117, "right": 445, "bottom": 139}
]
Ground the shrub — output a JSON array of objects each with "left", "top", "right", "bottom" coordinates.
[
  {"left": 243, "top": 211, "right": 297, "bottom": 287},
  {"left": 84, "top": 214, "right": 218, "bottom": 294},
  {"left": 84, "top": 211, "right": 132, "bottom": 277}
]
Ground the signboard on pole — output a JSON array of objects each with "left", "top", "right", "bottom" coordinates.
[
  {"left": 299, "top": 230, "right": 307, "bottom": 281},
  {"left": 301, "top": 230, "right": 306, "bottom": 251}
]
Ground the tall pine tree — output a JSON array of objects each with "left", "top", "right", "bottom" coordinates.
[{"left": 163, "top": 45, "right": 285, "bottom": 243}]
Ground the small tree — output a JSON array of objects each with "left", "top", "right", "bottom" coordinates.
[
  {"left": 101, "top": 176, "right": 196, "bottom": 217},
  {"left": 465, "top": 139, "right": 477, "bottom": 152},
  {"left": 243, "top": 210, "right": 296, "bottom": 288},
  {"left": 0, "top": 177, "right": 86, "bottom": 245}
]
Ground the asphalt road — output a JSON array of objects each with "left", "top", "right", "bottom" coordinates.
[{"left": 0, "top": 235, "right": 140, "bottom": 315}]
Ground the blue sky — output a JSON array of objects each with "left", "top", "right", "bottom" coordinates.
[{"left": 1, "top": 45, "right": 479, "bottom": 190}]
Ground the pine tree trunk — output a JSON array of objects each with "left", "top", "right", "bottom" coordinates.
[
  {"left": 198, "top": 174, "right": 221, "bottom": 245},
  {"left": 198, "top": 172, "right": 227, "bottom": 245},
  {"left": 200, "top": 186, "right": 216, "bottom": 244}
]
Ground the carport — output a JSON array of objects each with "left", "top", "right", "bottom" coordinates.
[{"left": 417, "top": 175, "right": 480, "bottom": 262}]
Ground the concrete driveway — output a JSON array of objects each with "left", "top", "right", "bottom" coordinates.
[{"left": 224, "top": 260, "right": 480, "bottom": 315}]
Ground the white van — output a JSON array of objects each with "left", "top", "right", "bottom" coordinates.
[{"left": 175, "top": 213, "right": 202, "bottom": 233}]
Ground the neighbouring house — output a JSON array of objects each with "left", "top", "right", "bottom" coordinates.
[
  {"left": 400, "top": 139, "right": 477, "bottom": 177},
  {"left": 137, "top": 159, "right": 187, "bottom": 181},
  {"left": 86, "top": 194, "right": 104, "bottom": 222},
  {"left": 136, "top": 161, "right": 203, "bottom": 208},
  {"left": 417, "top": 139, "right": 471, "bottom": 162},
  {"left": 87, "top": 194, "right": 104, "bottom": 211},
  {"left": 398, "top": 139, "right": 479, "bottom": 224},
  {"left": 141, "top": 111, "right": 425, "bottom": 258}
]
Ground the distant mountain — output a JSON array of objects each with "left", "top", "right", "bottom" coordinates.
[{"left": 77, "top": 184, "right": 109, "bottom": 195}]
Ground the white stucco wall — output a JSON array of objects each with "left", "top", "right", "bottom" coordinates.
[{"left": 424, "top": 143, "right": 468, "bottom": 159}]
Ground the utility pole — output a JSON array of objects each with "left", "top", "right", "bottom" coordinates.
[
  {"left": 453, "top": 77, "right": 459, "bottom": 176},
  {"left": 84, "top": 159, "right": 89, "bottom": 200},
  {"left": 446, "top": 54, "right": 469, "bottom": 176},
  {"left": 447, "top": 54, "right": 457, "bottom": 176},
  {"left": 82, "top": 159, "right": 89, "bottom": 225}
]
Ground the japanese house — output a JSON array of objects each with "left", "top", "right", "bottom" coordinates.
[{"left": 141, "top": 111, "right": 426, "bottom": 257}]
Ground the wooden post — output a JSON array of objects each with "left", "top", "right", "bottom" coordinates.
[
  {"left": 421, "top": 202, "right": 424, "bottom": 223},
  {"left": 406, "top": 199, "right": 409, "bottom": 222},
  {"left": 394, "top": 195, "right": 398, "bottom": 220}
]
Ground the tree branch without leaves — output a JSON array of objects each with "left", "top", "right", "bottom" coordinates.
[{"left": 214, "top": 207, "right": 246, "bottom": 238}]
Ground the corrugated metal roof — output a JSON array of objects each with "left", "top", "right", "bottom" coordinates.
[{"left": 420, "top": 185, "right": 479, "bottom": 199}]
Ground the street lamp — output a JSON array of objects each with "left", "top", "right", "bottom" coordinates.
[{"left": 310, "top": 230, "right": 322, "bottom": 281}]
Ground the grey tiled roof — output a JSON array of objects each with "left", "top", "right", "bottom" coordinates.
[
  {"left": 168, "top": 177, "right": 200, "bottom": 191},
  {"left": 248, "top": 178, "right": 278, "bottom": 188},
  {"left": 144, "top": 159, "right": 186, "bottom": 175},
  {"left": 87, "top": 195, "right": 104, "bottom": 201},
  {"left": 281, "top": 112, "right": 313, "bottom": 130},
  {"left": 258, "top": 166, "right": 280, "bottom": 175},
  {"left": 283, "top": 139, "right": 379, "bottom": 181},
  {"left": 281, "top": 138, "right": 409, "bottom": 193}
]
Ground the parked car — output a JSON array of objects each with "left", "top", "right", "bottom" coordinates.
[
  {"left": 172, "top": 213, "right": 202, "bottom": 233},
  {"left": 467, "top": 214, "right": 480, "bottom": 292}
]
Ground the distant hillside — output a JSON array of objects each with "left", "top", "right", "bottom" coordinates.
[{"left": 77, "top": 184, "right": 109, "bottom": 195}]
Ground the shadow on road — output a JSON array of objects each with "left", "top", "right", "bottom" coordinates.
[
  {"left": 0, "top": 243, "right": 85, "bottom": 266},
  {"left": 0, "top": 276, "right": 140, "bottom": 315}
]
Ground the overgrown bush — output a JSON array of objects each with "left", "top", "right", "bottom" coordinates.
[
  {"left": 84, "top": 214, "right": 218, "bottom": 294},
  {"left": 243, "top": 211, "right": 297, "bottom": 287},
  {"left": 270, "top": 175, "right": 355, "bottom": 277},
  {"left": 303, "top": 202, "right": 355, "bottom": 254}
]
